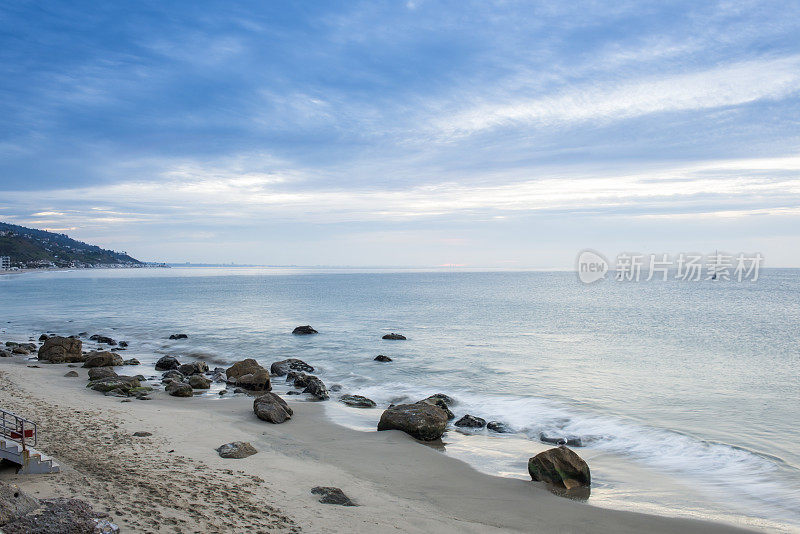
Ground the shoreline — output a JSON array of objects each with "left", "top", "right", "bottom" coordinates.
[{"left": 0, "top": 355, "right": 756, "bottom": 533}]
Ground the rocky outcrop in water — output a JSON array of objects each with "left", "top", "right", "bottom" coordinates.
[
  {"left": 155, "top": 355, "right": 180, "bottom": 370},
  {"left": 292, "top": 325, "right": 318, "bottom": 335},
  {"left": 377, "top": 403, "right": 448, "bottom": 441},
  {"left": 374, "top": 355, "right": 392, "bottom": 362},
  {"left": 270, "top": 358, "right": 314, "bottom": 376},
  {"left": 339, "top": 394, "right": 376, "bottom": 408},
  {"left": 216, "top": 441, "right": 258, "bottom": 459},
  {"left": 82, "top": 351, "right": 123, "bottom": 368},
  {"left": 37, "top": 336, "right": 83, "bottom": 363},
  {"left": 381, "top": 333, "right": 406, "bottom": 340},
  {"left": 528, "top": 447, "right": 590, "bottom": 490},
  {"left": 169, "top": 333, "right": 188, "bottom": 340},
  {"left": 253, "top": 392, "right": 293, "bottom": 423}
]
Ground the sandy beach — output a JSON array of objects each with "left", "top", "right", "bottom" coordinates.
[{"left": 0, "top": 356, "right": 756, "bottom": 534}]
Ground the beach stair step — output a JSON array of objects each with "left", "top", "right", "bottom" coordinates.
[{"left": 0, "top": 438, "right": 60, "bottom": 474}]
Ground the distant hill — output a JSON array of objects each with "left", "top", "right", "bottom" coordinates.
[{"left": 0, "top": 222, "right": 141, "bottom": 268}]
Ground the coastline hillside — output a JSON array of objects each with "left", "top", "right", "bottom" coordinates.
[{"left": 0, "top": 221, "right": 141, "bottom": 268}]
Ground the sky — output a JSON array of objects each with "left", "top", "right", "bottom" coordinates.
[{"left": 1, "top": 0, "right": 799, "bottom": 267}]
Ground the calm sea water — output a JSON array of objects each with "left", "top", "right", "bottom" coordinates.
[{"left": 1, "top": 268, "right": 798, "bottom": 531}]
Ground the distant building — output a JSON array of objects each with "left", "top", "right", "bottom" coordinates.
[{"left": 0, "top": 256, "right": 10, "bottom": 270}]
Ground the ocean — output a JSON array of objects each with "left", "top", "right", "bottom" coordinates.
[{"left": 1, "top": 268, "right": 798, "bottom": 532}]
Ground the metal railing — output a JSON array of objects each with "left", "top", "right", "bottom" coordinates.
[{"left": 0, "top": 408, "right": 36, "bottom": 450}]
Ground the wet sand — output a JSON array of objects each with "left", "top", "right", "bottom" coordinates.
[{"left": 0, "top": 359, "right": 756, "bottom": 533}]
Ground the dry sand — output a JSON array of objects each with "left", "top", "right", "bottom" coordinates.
[{"left": 0, "top": 359, "right": 755, "bottom": 533}]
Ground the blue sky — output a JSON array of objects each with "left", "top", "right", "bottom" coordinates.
[{"left": 1, "top": 1, "right": 799, "bottom": 266}]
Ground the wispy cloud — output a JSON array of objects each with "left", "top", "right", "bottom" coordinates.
[{"left": 434, "top": 55, "right": 800, "bottom": 137}]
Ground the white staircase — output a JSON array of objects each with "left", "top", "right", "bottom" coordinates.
[
  {"left": 0, "top": 438, "right": 60, "bottom": 474},
  {"left": 0, "top": 408, "right": 60, "bottom": 474}
]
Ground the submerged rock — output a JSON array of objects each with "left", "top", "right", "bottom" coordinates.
[
  {"left": 63, "top": 371, "right": 79, "bottom": 377},
  {"left": 487, "top": 421, "right": 512, "bottom": 433},
  {"left": 11, "top": 347, "right": 29, "bottom": 355},
  {"left": 0, "top": 349, "right": 10, "bottom": 358},
  {"left": 155, "top": 355, "right": 180, "bottom": 371},
  {"left": 528, "top": 447, "right": 591, "bottom": 490},
  {"left": 216, "top": 441, "right": 258, "bottom": 459},
  {"left": 540, "top": 434, "right": 584, "bottom": 447},
  {"left": 292, "top": 325, "right": 318, "bottom": 335},
  {"left": 169, "top": 333, "right": 188, "bottom": 340},
  {"left": 270, "top": 358, "right": 314, "bottom": 376},
  {"left": 339, "top": 394, "right": 376, "bottom": 408},
  {"left": 37, "top": 336, "right": 83, "bottom": 363},
  {"left": 253, "top": 392, "right": 293, "bottom": 423},
  {"left": 82, "top": 351, "right": 123, "bottom": 368},
  {"left": 89, "top": 334, "right": 117, "bottom": 346},
  {"left": 377, "top": 403, "right": 448, "bottom": 441},
  {"left": 310, "top": 486, "right": 356, "bottom": 506},
  {"left": 381, "top": 333, "right": 406, "bottom": 340},
  {"left": 374, "top": 355, "right": 392, "bottom": 362},
  {"left": 455, "top": 414, "right": 486, "bottom": 428},
  {"left": 122, "top": 358, "right": 140, "bottom": 365}
]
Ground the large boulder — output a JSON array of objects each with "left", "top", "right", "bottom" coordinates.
[
  {"left": 253, "top": 392, "right": 293, "bottom": 423},
  {"left": 226, "top": 359, "right": 270, "bottom": 391},
  {"left": 216, "top": 441, "right": 257, "bottom": 459},
  {"left": 82, "top": 351, "right": 123, "bottom": 368},
  {"left": 178, "top": 361, "right": 208, "bottom": 376},
  {"left": 37, "top": 336, "right": 83, "bottom": 363},
  {"left": 377, "top": 403, "right": 448, "bottom": 441},
  {"left": 528, "top": 447, "right": 591, "bottom": 490},
  {"left": 270, "top": 358, "right": 314, "bottom": 376},
  {"left": 292, "top": 325, "right": 318, "bottom": 335},
  {"left": 155, "top": 355, "right": 180, "bottom": 371}
]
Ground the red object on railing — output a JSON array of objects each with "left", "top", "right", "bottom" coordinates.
[{"left": 10, "top": 429, "right": 35, "bottom": 440}]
